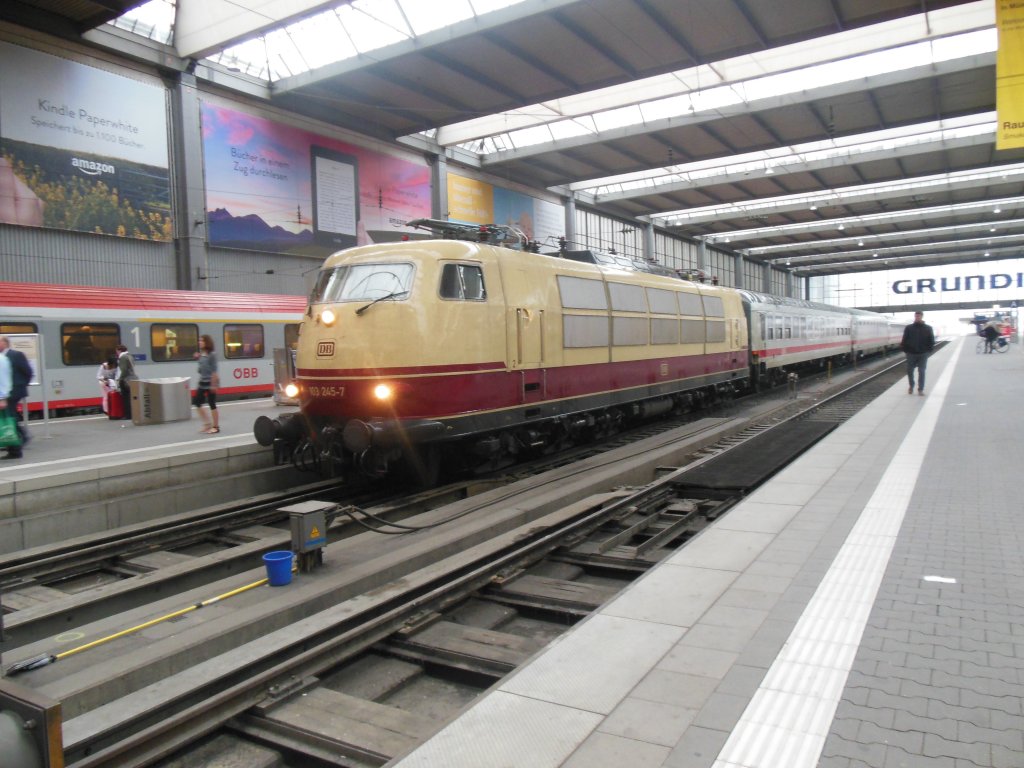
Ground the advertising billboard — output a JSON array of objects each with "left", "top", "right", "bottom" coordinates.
[
  {"left": 200, "top": 103, "right": 431, "bottom": 254},
  {"left": 0, "top": 41, "right": 171, "bottom": 240}
]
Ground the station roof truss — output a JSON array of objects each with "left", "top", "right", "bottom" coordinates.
[{"left": 3, "top": 0, "right": 1021, "bottom": 279}]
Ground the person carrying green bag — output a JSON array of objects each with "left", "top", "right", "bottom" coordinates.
[
  {"left": 0, "top": 347, "right": 19, "bottom": 459},
  {"left": 0, "top": 336, "right": 31, "bottom": 458}
]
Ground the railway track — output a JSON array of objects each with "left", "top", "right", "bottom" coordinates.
[
  {"left": 0, "top": 353, "right": 909, "bottom": 768},
  {"left": 141, "top": 356, "right": 911, "bottom": 768}
]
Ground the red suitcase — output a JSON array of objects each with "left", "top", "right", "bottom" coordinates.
[{"left": 106, "top": 390, "right": 124, "bottom": 419}]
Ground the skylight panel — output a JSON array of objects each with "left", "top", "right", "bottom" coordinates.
[
  {"left": 193, "top": 0, "right": 530, "bottom": 83},
  {"left": 214, "top": 38, "right": 269, "bottom": 78},
  {"left": 640, "top": 95, "right": 696, "bottom": 122},
  {"left": 548, "top": 120, "right": 592, "bottom": 141},
  {"left": 284, "top": 14, "right": 352, "bottom": 70},
  {"left": 109, "top": 0, "right": 175, "bottom": 45},
  {"left": 511, "top": 125, "right": 561, "bottom": 148},
  {"left": 341, "top": 1, "right": 410, "bottom": 49},
  {"left": 470, "top": 0, "right": 524, "bottom": 13},
  {"left": 592, "top": 106, "right": 642, "bottom": 132},
  {"left": 403, "top": 0, "right": 474, "bottom": 34}
]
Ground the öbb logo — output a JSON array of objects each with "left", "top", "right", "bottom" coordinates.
[
  {"left": 317, "top": 341, "right": 335, "bottom": 357},
  {"left": 233, "top": 367, "right": 258, "bottom": 379}
]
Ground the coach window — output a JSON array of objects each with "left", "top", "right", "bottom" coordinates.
[
  {"left": 1, "top": 323, "right": 37, "bottom": 335},
  {"left": 61, "top": 323, "right": 119, "bottom": 366},
  {"left": 151, "top": 324, "right": 198, "bottom": 362},
  {"left": 285, "top": 323, "right": 301, "bottom": 350},
  {"left": 224, "top": 324, "right": 264, "bottom": 359},
  {"left": 439, "top": 263, "right": 486, "bottom": 300}
]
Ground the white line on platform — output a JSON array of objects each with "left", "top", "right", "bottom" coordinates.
[{"left": 712, "top": 337, "right": 964, "bottom": 768}]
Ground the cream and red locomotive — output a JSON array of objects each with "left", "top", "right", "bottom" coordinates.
[{"left": 255, "top": 220, "right": 899, "bottom": 482}]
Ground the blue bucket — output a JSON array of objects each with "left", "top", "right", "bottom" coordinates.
[{"left": 263, "top": 551, "right": 294, "bottom": 586}]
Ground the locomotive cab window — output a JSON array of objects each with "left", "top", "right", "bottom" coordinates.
[
  {"left": 62, "top": 323, "right": 119, "bottom": 366},
  {"left": 224, "top": 324, "right": 264, "bottom": 359},
  {"left": 151, "top": 324, "right": 198, "bottom": 362},
  {"left": 439, "top": 263, "right": 486, "bottom": 300},
  {"left": 311, "top": 263, "right": 414, "bottom": 303}
]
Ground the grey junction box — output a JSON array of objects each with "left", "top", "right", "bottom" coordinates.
[{"left": 281, "top": 500, "right": 332, "bottom": 572}]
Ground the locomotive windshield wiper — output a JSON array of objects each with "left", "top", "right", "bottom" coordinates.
[{"left": 355, "top": 290, "right": 408, "bottom": 316}]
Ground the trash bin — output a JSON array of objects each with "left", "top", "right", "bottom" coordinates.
[{"left": 130, "top": 378, "right": 192, "bottom": 425}]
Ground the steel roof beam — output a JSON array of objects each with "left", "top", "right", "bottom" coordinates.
[
  {"left": 479, "top": 54, "right": 992, "bottom": 167},
  {"left": 656, "top": 163, "right": 1024, "bottom": 227}
]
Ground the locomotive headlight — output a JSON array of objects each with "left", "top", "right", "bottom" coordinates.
[
  {"left": 373, "top": 383, "right": 393, "bottom": 401},
  {"left": 284, "top": 382, "right": 299, "bottom": 398},
  {"left": 321, "top": 308, "right": 337, "bottom": 326}
]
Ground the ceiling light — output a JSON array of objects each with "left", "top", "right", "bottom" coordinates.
[
  {"left": 858, "top": 240, "right": 864, "bottom": 246},
  {"left": 837, "top": 223, "right": 845, "bottom": 230},
  {"left": 873, "top": 253, "right": 878, "bottom": 258},
  {"left": 810, "top": 204, "right": 817, "bottom": 211},
  {"left": 994, "top": 207, "right": 1002, "bottom": 213},
  {"left": 990, "top": 227, "right": 997, "bottom": 232},
  {"left": 765, "top": 166, "right": 774, "bottom": 175},
  {"left": 985, "top": 251, "right": 991, "bottom": 256}
]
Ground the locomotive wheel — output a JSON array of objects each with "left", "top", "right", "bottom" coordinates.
[{"left": 399, "top": 445, "right": 442, "bottom": 488}]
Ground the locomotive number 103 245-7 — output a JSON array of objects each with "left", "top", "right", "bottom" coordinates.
[{"left": 307, "top": 385, "right": 346, "bottom": 397}]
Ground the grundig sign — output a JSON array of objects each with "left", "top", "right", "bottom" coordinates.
[{"left": 892, "top": 273, "right": 1024, "bottom": 295}]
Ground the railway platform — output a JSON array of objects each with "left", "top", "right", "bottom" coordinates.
[
  {"left": 0, "top": 397, "right": 304, "bottom": 555},
  {"left": 389, "top": 335, "right": 1024, "bottom": 768}
]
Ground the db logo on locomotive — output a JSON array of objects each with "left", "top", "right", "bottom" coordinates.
[{"left": 317, "top": 340, "right": 335, "bottom": 357}]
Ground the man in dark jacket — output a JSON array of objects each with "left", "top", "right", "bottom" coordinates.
[
  {"left": 900, "top": 311, "right": 935, "bottom": 396},
  {"left": 0, "top": 335, "right": 33, "bottom": 458}
]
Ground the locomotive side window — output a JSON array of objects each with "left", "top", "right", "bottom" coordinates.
[
  {"left": 651, "top": 318, "right": 678, "bottom": 344},
  {"left": 608, "top": 282, "right": 646, "bottom": 312},
  {"left": 706, "top": 320, "right": 726, "bottom": 343},
  {"left": 557, "top": 276, "right": 607, "bottom": 310},
  {"left": 681, "top": 319, "right": 705, "bottom": 343},
  {"left": 439, "top": 263, "right": 486, "bottom": 300},
  {"left": 563, "top": 316, "right": 609, "bottom": 348},
  {"left": 648, "top": 288, "right": 678, "bottom": 344},
  {"left": 62, "top": 323, "right": 119, "bottom": 366},
  {"left": 646, "top": 288, "right": 677, "bottom": 315},
  {"left": 224, "top": 324, "right": 264, "bottom": 359},
  {"left": 702, "top": 295, "right": 725, "bottom": 317},
  {"left": 613, "top": 317, "right": 648, "bottom": 346},
  {"left": 311, "top": 263, "right": 414, "bottom": 302},
  {"left": 151, "top": 324, "right": 198, "bottom": 362},
  {"left": 678, "top": 292, "right": 703, "bottom": 316}
]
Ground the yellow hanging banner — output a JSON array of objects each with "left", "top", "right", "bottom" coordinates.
[
  {"left": 447, "top": 174, "right": 494, "bottom": 223},
  {"left": 997, "top": 0, "right": 1024, "bottom": 150}
]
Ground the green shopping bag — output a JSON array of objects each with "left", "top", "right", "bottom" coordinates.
[{"left": 0, "top": 414, "right": 21, "bottom": 448}]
